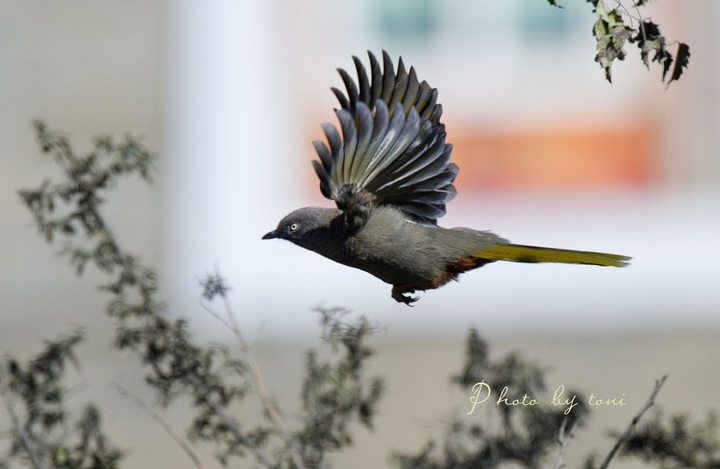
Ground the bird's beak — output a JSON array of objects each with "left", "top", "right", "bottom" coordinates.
[{"left": 262, "top": 230, "right": 279, "bottom": 240}]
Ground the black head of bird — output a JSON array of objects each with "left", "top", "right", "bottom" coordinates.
[{"left": 263, "top": 51, "right": 630, "bottom": 305}]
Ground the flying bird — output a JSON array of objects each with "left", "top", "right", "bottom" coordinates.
[{"left": 263, "top": 51, "right": 630, "bottom": 305}]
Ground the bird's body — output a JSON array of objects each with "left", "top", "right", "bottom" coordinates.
[
  {"left": 263, "top": 51, "right": 630, "bottom": 304},
  {"left": 266, "top": 202, "right": 628, "bottom": 304},
  {"left": 276, "top": 206, "right": 501, "bottom": 285}
]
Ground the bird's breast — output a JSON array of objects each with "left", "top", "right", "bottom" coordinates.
[{"left": 341, "top": 208, "right": 450, "bottom": 286}]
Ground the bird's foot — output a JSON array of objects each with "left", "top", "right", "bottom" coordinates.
[{"left": 392, "top": 285, "right": 419, "bottom": 306}]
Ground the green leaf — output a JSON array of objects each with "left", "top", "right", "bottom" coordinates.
[{"left": 590, "top": 0, "right": 634, "bottom": 83}]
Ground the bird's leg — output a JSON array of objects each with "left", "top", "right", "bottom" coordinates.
[{"left": 391, "top": 285, "right": 420, "bottom": 305}]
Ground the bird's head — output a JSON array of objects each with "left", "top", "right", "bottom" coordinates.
[{"left": 262, "top": 207, "right": 340, "bottom": 247}]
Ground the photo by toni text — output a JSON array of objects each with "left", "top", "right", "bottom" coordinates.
[{"left": 467, "top": 380, "right": 626, "bottom": 416}]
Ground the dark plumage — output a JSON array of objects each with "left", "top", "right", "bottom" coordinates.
[{"left": 263, "top": 51, "right": 630, "bottom": 305}]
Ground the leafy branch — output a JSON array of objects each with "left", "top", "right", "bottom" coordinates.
[
  {"left": 393, "top": 329, "right": 719, "bottom": 469},
  {"left": 0, "top": 330, "right": 123, "bottom": 468},
  {"left": 296, "top": 308, "right": 384, "bottom": 467},
  {"left": 395, "top": 329, "right": 590, "bottom": 468},
  {"left": 549, "top": 0, "right": 690, "bottom": 85},
  {"left": 616, "top": 409, "right": 720, "bottom": 468},
  {"left": 20, "top": 120, "right": 266, "bottom": 466}
]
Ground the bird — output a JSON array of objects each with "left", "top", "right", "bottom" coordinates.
[{"left": 263, "top": 51, "right": 630, "bottom": 305}]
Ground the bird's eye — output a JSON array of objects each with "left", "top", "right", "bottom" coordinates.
[{"left": 289, "top": 223, "right": 299, "bottom": 232}]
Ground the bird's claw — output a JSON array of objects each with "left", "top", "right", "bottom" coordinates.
[{"left": 392, "top": 286, "right": 420, "bottom": 306}]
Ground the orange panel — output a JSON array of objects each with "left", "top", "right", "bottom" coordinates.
[
  {"left": 447, "top": 123, "right": 660, "bottom": 190},
  {"left": 303, "top": 121, "right": 660, "bottom": 195}
]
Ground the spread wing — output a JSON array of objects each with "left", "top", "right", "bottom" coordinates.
[{"left": 311, "top": 50, "right": 458, "bottom": 226}]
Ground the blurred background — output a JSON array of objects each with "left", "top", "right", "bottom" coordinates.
[{"left": 2, "top": 1, "right": 719, "bottom": 467}]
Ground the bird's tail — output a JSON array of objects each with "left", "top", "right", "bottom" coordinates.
[{"left": 473, "top": 244, "right": 630, "bottom": 267}]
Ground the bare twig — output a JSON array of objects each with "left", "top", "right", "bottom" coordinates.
[
  {"left": 599, "top": 375, "right": 669, "bottom": 469},
  {"left": 218, "top": 294, "right": 308, "bottom": 469},
  {"left": 110, "top": 382, "right": 206, "bottom": 469},
  {"left": 553, "top": 417, "right": 577, "bottom": 469}
]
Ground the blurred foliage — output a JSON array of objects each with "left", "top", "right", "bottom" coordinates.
[
  {"left": 394, "top": 332, "right": 719, "bottom": 468},
  {"left": 394, "top": 329, "right": 590, "bottom": 468},
  {"left": 617, "top": 410, "right": 720, "bottom": 468},
  {"left": 0, "top": 330, "right": 123, "bottom": 468},
  {"left": 296, "top": 308, "right": 384, "bottom": 467}
]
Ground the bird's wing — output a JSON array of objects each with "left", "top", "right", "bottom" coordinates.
[{"left": 312, "top": 50, "right": 458, "bottom": 226}]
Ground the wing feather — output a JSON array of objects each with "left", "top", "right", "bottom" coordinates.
[
  {"left": 380, "top": 51, "right": 395, "bottom": 104},
  {"left": 312, "top": 50, "right": 458, "bottom": 225}
]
